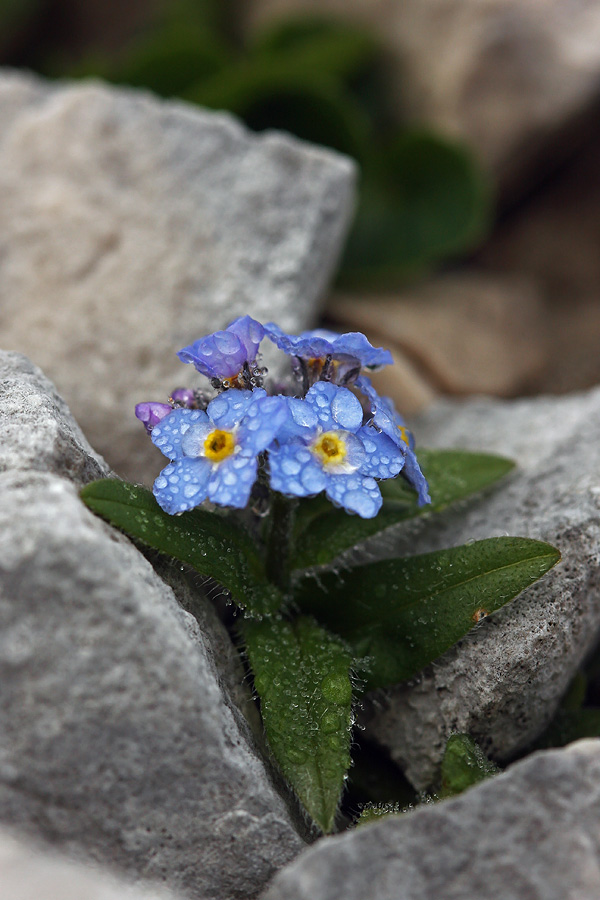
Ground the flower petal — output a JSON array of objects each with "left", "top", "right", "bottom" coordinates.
[
  {"left": 269, "top": 442, "right": 328, "bottom": 497},
  {"left": 207, "top": 452, "right": 258, "bottom": 508},
  {"left": 151, "top": 408, "right": 210, "bottom": 460},
  {"left": 357, "top": 426, "right": 405, "bottom": 480},
  {"left": 153, "top": 457, "right": 211, "bottom": 514},
  {"left": 325, "top": 473, "right": 382, "bottom": 518},
  {"left": 305, "top": 382, "right": 363, "bottom": 432}
]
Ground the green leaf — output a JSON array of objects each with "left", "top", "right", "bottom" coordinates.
[
  {"left": 112, "top": 25, "right": 232, "bottom": 97},
  {"left": 339, "top": 131, "right": 491, "bottom": 287},
  {"left": 439, "top": 734, "right": 499, "bottom": 798},
  {"left": 80, "top": 479, "right": 282, "bottom": 617},
  {"left": 185, "top": 63, "right": 371, "bottom": 161},
  {"left": 293, "top": 537, "right": 561, "bottom": 690},
  {"left": 290, "top": 450, "right": 514, "bottom": 572},
  {"left": 381, "top": 448, "right": 515, "bottom": 509},
  {"left": 252, "top": 16, "right": 379, "bottom": 86},
  {"left": 242, "top": 615, "right": 353, "bottom": 833}
]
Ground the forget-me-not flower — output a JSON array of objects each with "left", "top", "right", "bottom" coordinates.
[
  {"left": 268, "top": 382, "right": 404, "bottom": 518},
  {"left": 177, "top": 315, "right": 265, "bottom": 385},
  {"left": 356, "top": 376, "right": 431, "bottom": 506},
  {"left": 264, "top": 323, "right": 392, "bottom": 387},
  {"left": 151, "top": 388, "right": 288, "bottom": 513}
]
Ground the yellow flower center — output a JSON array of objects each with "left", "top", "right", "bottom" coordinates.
[
  {"left": 204, "top": 429, "right": 235, "bottom": 463},
  {"left": 398, "top": 425, "right": 410, "bottom": 445},
  {"left": 313, "top": 431, "right": 347, "bottom": 467}
]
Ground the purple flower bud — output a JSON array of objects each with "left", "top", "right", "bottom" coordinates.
[
  {"left": 170, "top": 387, "right": 196, "bottom": 407},
  {"left": 135, "top": 402, "right": 172, "bottom": 435}
]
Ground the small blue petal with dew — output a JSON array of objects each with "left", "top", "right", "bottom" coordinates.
[
  {"left": 264, "top": 323, "right": 392, "bottom": 370},
  {"left": 357, "top": 376, "right": 431, "bottom": 506},
  {"left": 269, "top": 382, "right": 404, "bottom": 518},
  {"left": 151, "top": 388, "right": 288, "bottom": 513},
  {"left": 177, "top": 315, "right": 265, "bottom": 380}
]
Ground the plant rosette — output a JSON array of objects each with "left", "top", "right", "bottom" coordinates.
[{"left": 81, "top": 315, "right": 560, "bottom": 834}]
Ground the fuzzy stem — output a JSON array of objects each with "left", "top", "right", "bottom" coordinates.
[{"left": 265, "top": 492, "right": 296, "bottom": 594}]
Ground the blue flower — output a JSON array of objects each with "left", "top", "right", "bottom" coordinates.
[
  {"left": 268, "top": 382, "right": 404, "bottom": 518},
  {"left": 264, "top": 323, "right": 392, "bottom": 385},
  {"left": 151, "top": 388, "right": 288, "bottom": 513},
  {"left": 356, "top": 376, "right": 431, "bottom": 506},
  {"left": 177, "top": 315, "right": 265, "bottom": 384}
]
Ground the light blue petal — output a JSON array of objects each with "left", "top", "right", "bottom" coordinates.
[
  {"left": 208, "top": 388, "right": 265, "bottom": 430},
  {"left": 305, "top": 383, "right": 363, "bottom": 431},
  {"left": 207, "top": 452, "right": 257, "bottom": 509},
  {"left": 153, "top": 457, "right": 211, "bottom": 514},
  {"left": 276, "top": 397, "right": 319, "bottom": 442},
  {"left": 403, "top": 448, "right": 432, "bottom": 506},
  {"left": 325, "top": 474, "right": 382, "bottom": 519},
  {"left": 357, "top": 426, "right": 405, "bottom": 479},
  {"left": 151, "top": 408, "right": 210, "bottom": 460},
  {"left": 237, "top": 394, "right": 290, "bottom": 454},
  {"left": 269, "top": 443, "right": 327, "bottom": 497}
]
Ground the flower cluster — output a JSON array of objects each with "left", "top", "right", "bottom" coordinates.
[{"left": 137, "top": 316, "right": 430, "bottom": 519}]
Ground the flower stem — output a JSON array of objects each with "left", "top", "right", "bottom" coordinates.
[{"left": 265, "top": 492, "right": 296, "bottom": 594}]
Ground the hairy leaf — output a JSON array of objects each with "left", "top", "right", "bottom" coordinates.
[
  {"left": 80, "top": 479, "right": 281, "bottom": 617},
  {"left": 293, "top": 538, "right": 560, "bottom": 689},
  {"left": 242, "top": 616, "right": 353, "bottom": 833},
  {"left": 439, "top": 734, "right": 499, "bottom": 798}
]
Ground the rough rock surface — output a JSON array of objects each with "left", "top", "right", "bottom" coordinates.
[
  {"left": 0, "top": 350, "right": 110, "bottom": 484},
  {"left": 0, "top": 470, "right": 305, "bottom": 899},
  {"left": 0, "top": 68, "right": 355, "bottom": 483},
  {"left": 361, "top": 386, "right": 600, "bottom": 789},
  {"left": 0, "top": 353, "right": 305, "bottom": 896},
  {"left": 261, "top": 740, "right": 600, "bottom": 900},
  {"left": 243, "top": 0, "right": 600, "bottom": 189},
  {"left": 0, "top": 826, "right": 184, "bottom": 900}
]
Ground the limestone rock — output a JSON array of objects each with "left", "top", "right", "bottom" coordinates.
[
  {"left": 362, "top": 386, "right": 600, "bottom": 788},
  {"left": 0, "top": 470, "right": 304, "bottom": 900},
  {"left": 0, "top": 350, "right": 109, "bottom": 484},
  {"left": 261, "top": 740, "right": 600, "bottom": 900},
  {"left": 243, "top": 0, "right": 600, "bottom": 188},
  {"left": 0, "top": 826, "right": 183, "bottom": 900},
  {"left": 0, "top": 353, "right": 304, "bottom": 897},
  {"left": 0, "top": 69, "right": 355, "bottom": 483}
]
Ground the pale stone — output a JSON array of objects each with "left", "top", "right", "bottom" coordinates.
[
  {"left": 0, "top": 826, "right": 183, "bottom": 900},
  {"left": 0, "top": 470, "right": 304, "bottom": 900},
  {"left": 0, "top": 355, "right": 305, "bottom": 898},
  {"left": 0, "top": 69, "right": 355, "bottom": 483},
  {"left": 262, "top": 740, "right": 600, "bottom": 900}
]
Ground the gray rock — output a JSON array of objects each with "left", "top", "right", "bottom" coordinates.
[
  {"left": 0, "top": 69, "right": 356, "bottom": 483},
  {"left": 0, "top": 825, "right": 184, "bottom": 900},
  {"left": 261, "top": 739, "right": 600, "bottom": 900},
  {"left": 362, "top": 386, "right": 600, "bottom": 789},
  {"left": 0, "top": 469, "right": 304, "bottom": 899},
  {"left": 0, "top": 350, "right": 109, "bottom": 484}
]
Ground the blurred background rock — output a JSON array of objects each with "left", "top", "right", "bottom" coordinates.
[{"left": 2, "top": 0, "right": 599, "bottom": 414}]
